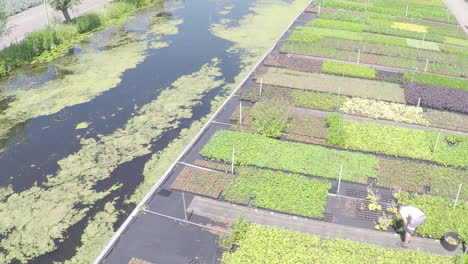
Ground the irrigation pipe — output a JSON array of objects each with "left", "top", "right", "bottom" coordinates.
[{"left": 92, "top": 1, "right": 313, "bottom": 262}]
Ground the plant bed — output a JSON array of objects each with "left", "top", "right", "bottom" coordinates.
[
  {"left": 424, "top": 109, "right": 468, "bottom": 133},
  {"left": 201, "top": 130, "right": 378, "bottom": 183},
  {"left": 258, "top": 67, "right": 405, "bottom": 103},
  {"left": 223, "top": 167, "right": 331, "bottom": 218},
  {"left": 263, "top": 54, "right": 323, "bottom": 73},
  {"left": 403, "top": 72, "right": 468, "bottom": 92},
  {"left": 394, "top": 191, "right": 468, "bottom": 240},
  {"left": 221, "top": 220, "right": 455, "bottom": 264},
  {"left": 192, "top": 159, "right": 232, "bottom": 173},
  {"left": 377, "top": 159, "right": 468, "bottom": 200},
  {"left": 321, "top": 61, "right": 376, "bottom": 79},
  {"left": 171, "top": 167, "right": 234, "bottom": 198},
  {"left": 238, "top": 85, "right": 293, "bottom": 104},
  {"left": 403, "top": 83, "right": 468, "bottom": 114},
  {"left": 327, "top": 115, "right": 468, "bottom": 168}
]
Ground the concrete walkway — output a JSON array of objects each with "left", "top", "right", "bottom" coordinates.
[
  {"left": 443, "top": 0, "right": 468, "bottom": 35},
  {"left": 188, "top": 196, "right": 462, "bottom": 256},
  {"left": 1, "top": 0, "right": 110, "bottom": 51}
]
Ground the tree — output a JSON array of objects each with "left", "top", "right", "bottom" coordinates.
[{"left": 48, "top": 0, "right": 82, "bottom": 23}]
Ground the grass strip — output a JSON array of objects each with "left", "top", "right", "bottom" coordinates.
[
  {"left": 321, "top": 61, "right": 376, "bottom": 79},
  {"left": 224, "top": 168, "right": 330, "bottom": 218},
  {"left": 327, "top": 116, "right": 468, "bottom": 168},
  {"left": 403, "top": 71, "right": 468, "bottom": 91},
  {"left": 221, "top": 220, "right": 455, "bottom": 264},
  {"left": 395, "top": 191, "right": 468, "bottom": 240},
  {"left": 201, "top": 130, "right": 378, "bottom": 183}
]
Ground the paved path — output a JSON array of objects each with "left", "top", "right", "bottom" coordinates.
[
  {"left": 188, "top": 196, "right": 462, "bottom": 256},
  {"left": 1, "top": 0, "right": 110, "bottom": 51},
  {"left": 443, "top": 0, "right": 468, "bottom": 35}
]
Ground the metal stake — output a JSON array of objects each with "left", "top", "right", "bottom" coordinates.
[
  {"left": 259, "top": 78, "right": 263, "bottom": 97},
  {"left": 239, "top": 101, "right": 242, "bottom": 125},
  {"left": 432, "top": 132, "right": 441, "bottom": 153},
  {"left": 405, "top": 4, "right": 409, "bottom": 16},
  {"left": 453, "top": 184, "right": 462, "bottom": 208},
  {"left": 182, "top": 191, "right": 188, "bottom": 222},
  {"left": 231, "top": 146, "right": 235, "bottom": 175},
  {"left": 424, "top": 59, "right": 428, "bottom": 72},
  {"left": 357, "top": 50, "right": 361, "bottom": 64},
  {"left": 318, "top": 3, "right": 321, "bottom": 18},
  {"left": 337, "top": 164, "right": 343, "bottom": 194},
  {"left": 417, "top": 97, "right": 421, "bottom": 107},
  {"left": 44, "top": 0, "right": 50, "bottom": 26}
]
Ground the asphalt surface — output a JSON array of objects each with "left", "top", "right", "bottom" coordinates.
[
  {"left": 442, "top": 0, "right": 468, "bottom": 34},
  {"left": 0, "top": 0, "right": 110, "bottom": 50}
]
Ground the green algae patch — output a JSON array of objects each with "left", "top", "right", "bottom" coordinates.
[
  {"left": 211, "top": 0, "right": 310, "bottom": 66},
  {"left": 75, "top": 122, "right": 91, "bottom": 130},
  {"left": 0, "top": 60, "right": 223, "bottom": 263},
  {"left": 0, "top": 15, "right": 184, "bottom": 146},
  {"left": 63, "top": 201, "right": 118, "bottom": 264}
]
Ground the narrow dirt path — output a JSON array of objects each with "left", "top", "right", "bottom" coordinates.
[{"left": 1, "top": 0, "right": 110, "bottom": 51}]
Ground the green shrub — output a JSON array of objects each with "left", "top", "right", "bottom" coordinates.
[
  {"left": 403, "top": 71, "right": 468, "bottom": 91},
  {"left": 250, "top": 99, "right": 292, "bottom": 138},
  {"left": 74, "top": 13, "right": 102, "bottom": 33},
  {"left": 221, "top": 222, "right": 455, "bottom": 264},
  {"left": 223, "top": 168, "right": 331, "bottom": 218},
  {"left": 201, "top": 130, "right": 378, "bottom": 183},
  {"left": 395, "top": 191, "right": 467, "bottom": 240},
  {"left": 321, "top": 61, "right": 376, "bottom": 79},
  {"left": 308, "top": 19, "right": 365, "bottom": 32}
]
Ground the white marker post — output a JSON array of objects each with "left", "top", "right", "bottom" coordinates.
[
  {"left": 231, "top": 146, "right": 235, "bottom": 175},
  {"left": 432, "top": 132, "right": 441, "bottom": 153},
  {"left": 239, "top": 101, "right": 242, "bottom": 125},
  {"left": 318, "top": 3, "right": 321, "bottom": 18},
  {"left": 417, "top": 97, "right": 421, "bottom": 107},
  {"left": 182, "top": 191, "right": 188, "bottom": 222},
  {"left": 424, "top": 59, "right": 428, "bottom": 72},
  {"left": 337, "top": 164, "right": 343, "bottom": 194},
  {"left": 259, "top": 78, "right": 263, "bottom": 97},
  {"left": 453, "top": 184, "right": 462, "bottom": 208},
  {"left": 405, "top": 4, "right": 409, "bottom": 17},
  {"left": 357, "top": 50, "right": 361, "bottom": 64}
]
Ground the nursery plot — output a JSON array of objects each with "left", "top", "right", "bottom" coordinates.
[
  {"left": 223, "top": 167, "right": 331, "bottom": 218},
  {"left": 201, "top": 130, "right": 379, "bottom": 183},
  {"left": 377, "top": 159, "right": 468, "bottom": 200},
  {"left": 221, "top": 221, "right": 456, "bottom": 264},
  {"left": 395, "top": 192, "right": 468, "bottom": 240},
  {"left": 327, "top": 117, "right": 468, "bottom": 168},
  {"left": 258, "top": 67, "right": 405, "bottom": 103},
  {"left": 403, "top": 83, "right": 468, "bottom": 115},
  {"left": 171, "top": 167, "right": 234, "bottom": 198}
]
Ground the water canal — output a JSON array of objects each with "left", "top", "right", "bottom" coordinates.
[{"left": 0, "top": 0, "right": 308, "bottom": 262}]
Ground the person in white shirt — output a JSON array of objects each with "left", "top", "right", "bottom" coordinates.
[{"left": 397, "top": 204, "right": 426, "bottom": 247}]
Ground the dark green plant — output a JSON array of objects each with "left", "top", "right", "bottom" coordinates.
[
  {"left": 325, "top": 113, "right": 346, "bottom": 146},
  {"left": 250, "top": 99, "right": 292, "bottom": 138},
  {"left": 74, "top": 13, "right": 101, "bottom": 33},
  {"left": 219, "top": 218, "right": 250, "bottom": 250}
]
